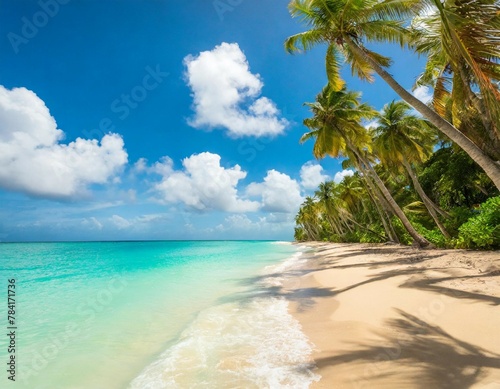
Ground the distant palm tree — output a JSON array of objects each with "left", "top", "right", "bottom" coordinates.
[
  {"left": 314, "top": 181, "right": 345, "bottom": 237},
  {"left": 295, "top": 197, "right": 322, "bottom": 240},
  {"left": 372, "top": 101, "right": 451, "bottom": 238},
  {"left": 302, "top": 86, "right": 430, "bottom": 247},
  {"left": 285, "top": 0, "right": 500, "bottom": 189}
]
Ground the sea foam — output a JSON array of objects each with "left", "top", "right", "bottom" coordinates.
[{"left": 129, "top": 251, "right": 319, "bottom": 388}]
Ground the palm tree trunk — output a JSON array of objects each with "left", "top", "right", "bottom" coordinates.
[
  {"left": 401, "top": 158, "right": 449, "bottom": 219},
  {"left": 327, "top": 214, "right": 342, "bottom": 236},
  {"left": 349, "top": 145, "right": 431, "bottom": 247},
  {"left": 358, "top": 161, "right": 400, "bottom": 243},
  {"left": 402, "top": 158, "right": 451, "bottom": 239},
  {"left": 365, "top": 161, "right": 430, "bottom": 247},
  {"left": 344, "top": 36, "right": 500, "bottom": 190},
  {"left": 360, "top": 166, "right": 401, "bottom": 243},
  {"left": 345, "top": 214, "right": 387, "bottom": 240}
]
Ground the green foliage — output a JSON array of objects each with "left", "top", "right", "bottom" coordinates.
[
  {"left": 444, "top": 206, "right": 475, "bottom": 236},
  {"left": 454, "top": 197, "right": 500, "bottom": 249},
  {"left": 419, "top": 147, "right": 498, "bottom": 209},
  {"left": 294, "top": 227, "right": 306, "bottom": 242},
  {"left": 391, "top": 217, "right": 412, "bottom": 245},
  {"left": 359, "top": 225, "right": 386, "bottom": 243},
  {"left": 413, "top": 223, "right": 448, "bottom": 248}
]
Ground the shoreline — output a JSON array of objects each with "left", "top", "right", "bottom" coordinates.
[{"left": 287, "top": 242, "right": 500, "bottom": 388}]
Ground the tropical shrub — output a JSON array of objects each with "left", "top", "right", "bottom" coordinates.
[{"left": 454, "top": 197, "right": 500, "bottom": 249}]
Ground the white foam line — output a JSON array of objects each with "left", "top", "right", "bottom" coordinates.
[
  {"left": 129, "top": 298, "right": 319, "bottom": 389},
  {"left": 129, "top": 247, "right": 319, "bottom": 389}
]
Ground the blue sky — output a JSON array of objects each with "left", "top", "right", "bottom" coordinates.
[{"left": 0, "top": 0, "right": 430, "bottom": 241}]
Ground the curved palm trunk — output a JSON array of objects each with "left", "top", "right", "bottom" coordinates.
[
  {"left": 349, "top": 144, "right": 431, "bottom": 247},
  {"left": 365, "top": 161, "right": 430, "bottom": 247},
  {"left": 402, "top": 158, "right": 451, "bottom": 239},
  {"left": 344, "top": 36, "right": 500, "bottom": 190},
  {"left": 359, "top": 165, "right": 399, "bottom": 242},
  {"left": 400, "top": 162, "right": 450, "bottom": 222},
  {"left": 327, "top": 214, "right": 342, "bottom": 236},
  {"left": 302, "top": 221, "right": 318, "bottom": 241},
  {"left": 345, "top": 214, "right": 387, "bottom": 240}
]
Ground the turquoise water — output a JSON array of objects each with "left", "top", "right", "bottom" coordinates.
[{"left": 0, "top": 241, "right": 318, "bottom": 388}]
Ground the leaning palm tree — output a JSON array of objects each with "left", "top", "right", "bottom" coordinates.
[
  {"left": 340, "top": 158, "right": 400, "bottom": 242},
  {"left": 335, "top": 176, "right": 387, "bottom": 240},
  {"left": 372, "top": 101, "right": 451, "bottom": 238},
  {"left": 411, "top": 0, "right": 500, "bottom": 156},
  {"left": 314, "top": 181, "right": 345, "bottom": 237},
  {"left": 302, "top": 85, "right": 431, "bottom": 247},
  {"left": 296, "top": 197, "right": 322, "bottom": 240},
  {"left": 285, "top": 0, "right": 500, "bottom": 189}
]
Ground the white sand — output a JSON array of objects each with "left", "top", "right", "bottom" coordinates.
[{"left": 288, "top": 243, "right": 500, "bottom": 388}]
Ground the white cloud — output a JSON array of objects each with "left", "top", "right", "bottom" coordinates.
[
  {"left": 135, "top": 213, "right": 170, "bottom": 224},
  {"left": 214, "top": 213, "right": 294, "bottom": 233},
  {"left": 132, "top": 158, "right": 148, "bottom": 174},
  {"left": 364, "top": 120, "right": 379, "bottom": 130},
  {"left": 413, "top": 85, "right": 433, "bottom": 104},
  {"left": 184, "top": 42, "right": 288, "bottom": 137},
  {"left": 300, "top": 162, "right": 329, "bottom": 190},
  {"left": 247, "top": 170, "right": 303, "bottom": 213},
  {"left": 224, "top": 214, "right": 255, "bottom": 230},
  {"left": 153, "top": 152, "right": 259, "bottom": 212},
  {"left": 110, "top": 215, "right": 132, "bottom": 230},
  {"left": 81, "top": 217, "right": 103, "bottom": 230},
  {"left": 333, "top": 169, "right": 354, "bottom": 183},
  {"left": 0, "top": 86, "right": 128, "bottom": 198}
]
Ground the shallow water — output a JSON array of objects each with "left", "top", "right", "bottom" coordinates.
[{"left": 0, "top": 241, "right": 318, "bottom": 388}]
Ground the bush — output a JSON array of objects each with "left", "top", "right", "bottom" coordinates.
[
  {"left": 454, "top": 196, "right": 500, "bottom": 249},
  {"left": 444, "top": 206, "right": 475, "bottom": 236},
  {"left": 413, "top": 222, "right": 448, "bottom": 248}
]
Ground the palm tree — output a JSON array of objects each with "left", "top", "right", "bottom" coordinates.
[
  {"left": 314, "top": 181, "right": 345, "bottom": 237},
  {"left": 340, "top": 158, "right": 400, "bottom": 242},
  {"left": 335, "top": 176, "right": 387, "bottom": 240},
  {"left": 372, "top": 101, "right": 451, "bottom": 238},
  {"left": 412, "top": 1, "right": 500, "bottom": 129},
  {"left": 285, "top": 0, "right": 500, "bottom": 189},
  {"left": 295, "top": 197, "right": 322, "bottom": 240},
  {"left": 302, "top": 86, "right": 431, "bottom": 247},
  {"left": 411, "top": 0, "right": 500, "bottom": 161}
]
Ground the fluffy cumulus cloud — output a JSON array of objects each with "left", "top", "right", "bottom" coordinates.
[
  {"left": 247, "top": 169, "right": 303, "bottom": 213},
  {"left": 184, "top": 42, "right": 288, "bottom": 137},
  {"left": 0, "top": 86, "right": 128, "bottom": 198},
  {"left": 300, "top": 162, "right": 329, "bottom": 190},
  {"left": 153, "top": 152, "right": 259, "bottom": 212},
  {"left": 333, "top": 169, "right": 354, "bottom": 183}
]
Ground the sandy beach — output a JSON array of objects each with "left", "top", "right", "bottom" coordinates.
[{"left": 287, "top": 243, "right": 500, "bottom": 388}]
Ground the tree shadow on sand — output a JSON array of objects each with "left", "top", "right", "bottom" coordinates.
[
  {"left": 219, "top": 265, "right": 340, "bottom": 311},
  {"left": 315, "top": 309, "right": 500, "bottom": 389},
  {"left": 222, "top": 261, "right": 500, "bottom": 311}
]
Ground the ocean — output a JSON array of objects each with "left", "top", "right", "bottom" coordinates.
[{"left": 0, "top": 241, "right": 318, "bottom": 388}]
